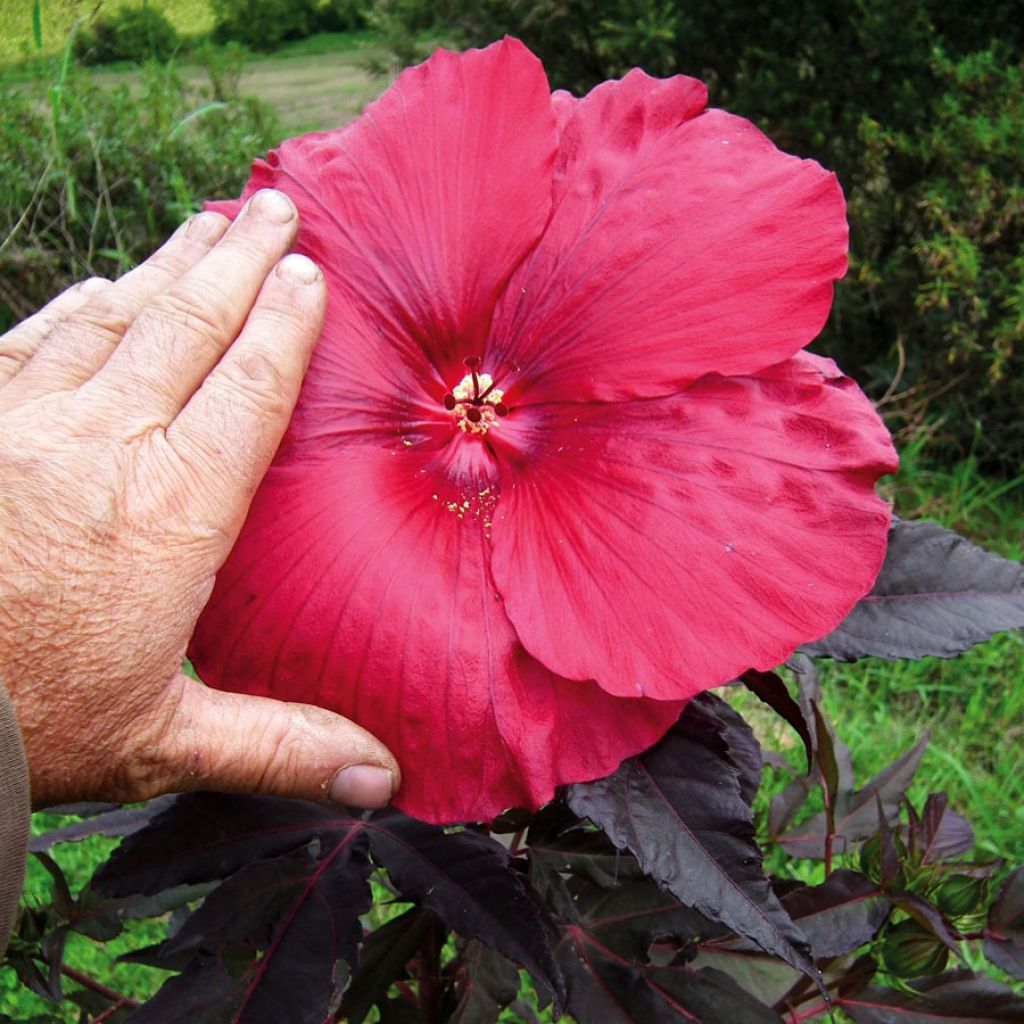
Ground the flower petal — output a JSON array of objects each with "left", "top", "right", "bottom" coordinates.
[
  {"left": 212, "top": 38, "right": 558, "bottom": 383},
  {"left": 486, "top": 70, "right": 847, "bottom": 403},
  {"left": 189, "top": 446, "right": 684, "bottom": 824},
  {"left": 489, "top": 353, "right": 897, "bottom": 699}
]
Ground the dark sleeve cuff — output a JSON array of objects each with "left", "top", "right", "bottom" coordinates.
[{"left": 0, "top": 678, "right": 30, "bottom": 958}]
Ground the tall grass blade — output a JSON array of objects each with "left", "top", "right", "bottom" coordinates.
[
  {"left": 168, "top": 102, "right": 228, "bottom": 141},
  {"left": 32, "top": 1, "right": 43, "bottom": 51}
]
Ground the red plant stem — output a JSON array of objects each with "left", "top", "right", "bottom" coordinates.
[
  {"left": 395, "top": 979, "right": 417, "bottom": 1003},
  {"left": 91, "top": 999, "right": 134, "bottom": 1023},
  {"left": 822, "top": 779, "right": 834, "bottom": 877},
  {"left": 60, "top": 964, "right": 140, "bottom": 1010},
  {"left": 508, "top": 828, "right": 526, "bottom": 856},
  {"left": 789, "top": 1001, "right": 831, "bottom": 1023},
  {"left": 418, "top": 923, "right": 443, "bottom": 1024}
]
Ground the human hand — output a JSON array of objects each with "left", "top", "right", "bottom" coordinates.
[{"left": 0, "top": 189, "right": 399, "bottom": 809}]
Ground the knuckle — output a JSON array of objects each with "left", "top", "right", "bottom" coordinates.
[
  {"left": 252, "top": 302, "right": 319, "bottom": 351},
  {"left": 143, "top": 288, "right": 231, "bottom": 343},
  {"left": 49, "top": 301, "right": 128, "bottom": 354},
  {"left": 135, "top": 288, "right": 231, "bottom": 364},
  {"left": 214, "top": 347, "right": 292, "bottom": 417},
  {"left": 0, "top": 338, "right": 34, "bottom": 373},
  {"left": 75, "top": 275, "right": 112, "bottom": 294},
  {"left": 218, "top": 231, "right": 285, "bottom": 276}
]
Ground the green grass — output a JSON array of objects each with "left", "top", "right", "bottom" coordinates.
[
  {"left": 0, "top": 0, "right": 217, "bottom": 63},
  {"left": 0, "top": 32, "right": 387, "bottom": 137}
]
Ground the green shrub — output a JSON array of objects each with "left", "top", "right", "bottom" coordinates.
[
  {"left": 211, "top": 0, "right": 320, "bottom": 50},
  {"left": 192, "top": 39, "right": 250, "bottom": 101},
  {"left": 74, "top": 2, "right": 181, "bottom": 65},
  {"left": 315, "top": 0, "right": 372, "bottom": 32},
  {"left": 839, "top": 50, "right": 1024, "bottom": 466},
  {"left": 0, "top": 58, "right": 279, "bottom": 330},
  {"left": 210, "top": 0, "right": 371, "bottom": 49}
]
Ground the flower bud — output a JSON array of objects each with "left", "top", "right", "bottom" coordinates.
[
  {"left": 859, "top": 833, "right": 882, "bottom": 879},
  {"left": 880, "top": 920, "right": 950, "bottom": 977},
  {"left": 933, "top": 874, "right": 987, "bottom": 917}
]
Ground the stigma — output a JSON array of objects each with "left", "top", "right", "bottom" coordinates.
[{"left": 442, "top": 357, "right": 509, "bottom": 437}]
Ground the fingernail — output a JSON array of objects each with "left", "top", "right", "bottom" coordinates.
[
  {"left": 329, "top": 765, "right": 395, "bottom": 808},
  {"left": 276, "top": 253, "right": 321, "bottom": 285},
  {"left": 185, "top": 211, "right": 227, "bottom": 242},
  {"left": 248, "top": 188, "right": 295, "bottom": 223}
]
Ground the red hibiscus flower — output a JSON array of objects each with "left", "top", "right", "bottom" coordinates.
[{"left": 189, "top": 38, "right": 897, "bottom": 824}]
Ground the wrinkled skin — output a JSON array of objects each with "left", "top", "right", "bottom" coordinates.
[{"left": 0, "top": 190, "right": 399, "bottom": 808}]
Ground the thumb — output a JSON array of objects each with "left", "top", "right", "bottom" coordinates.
[{"left": 153, "top": 672, "right": 400, "bottom": 807}]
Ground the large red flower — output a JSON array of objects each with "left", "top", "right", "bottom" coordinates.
[{"left": 190, "top": 39, "right": 897, "bottom": 824}]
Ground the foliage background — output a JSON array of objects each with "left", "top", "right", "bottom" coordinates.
[{"left": 1, "top": 0, "right": 1023, "bottom": 1020}]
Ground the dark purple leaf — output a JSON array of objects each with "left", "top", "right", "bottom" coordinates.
[
  {"left": 562, "top": 935, "right": 784, "bottom": 1024},
  {"left": 94, "top": 794, "right": 344, "bottom": 896},
  {"left": 812, "top": 704, "right": 840, "bottom": 858},
  {"left": 779, "top": 735, "right": 928, "bottom": 858},
  {"left": 528, "top": 851, "right": 579, "bottom": 925},
  {"left": 67, "top": 988, "right": 132, "bottom": 1022},
  {"left": 985, "top": 935, "right": 1024, "bottom": 979},
  {"left": 30, "top": 797, "right": 177, "bottom": 853},
  {"left": 803, "top": 520, "right": 1024, "bottom": 661},
  {"left": 125, "top": 956, "right": 244, "bottom": 1024},
  {"left": 912, "top": 793, "right": 975, "bottom": 864},
  {"left": 790, "top": 655, "right": 856, "bottom": 792},
  {"left": 118, "top": 942, "right": 196, "bottom": 974},
  {"left": 780, "top": 870, "right": 889, "bottom": 958},
  {"left": 767, "top": 777, "right": 814, "bottom": 840},
  {"left": 529, "top": 828, "right": 644, "bottom": 890},
  {"left": 379, "top": 997, "right": 424, "bottom": 1024},
  {"left": 554, "top": 944, "right": 639, "bottom": 1024},
  {"left": 712, "top": 697, "right": 763, "bottom": 805},
  {"left": 365, "top": 810, "right": 565, "bottom": 1008},
  {"left": 343, "top": 909, "right": 436, "bottom": 1024},
  {"left": 740, "top": 669, "right": 814, "bottom": 771},
  {"left": 451, "top": 940, "right": 521, "bottom": 1024},
  {"left": 690, "top": 947, "right": 801, "bottom": 1010},
  {"left": 490, "top": 807, "right": 535, "bottom": 834},
  {"left": 32, "top": 852, "right": 73, "bottom": 917},
  {"left": 890, "top": 892, "right": 964, "bottom": 959},
  {"left": 840, "top": 971, "right": 1024, "bottom": 1022},
  {"left": 576, "top": 880, "right": 724, "bottom": 962},
  {"left": 876, "top": 797, "right": 902, "bottom": 890},
  {"left": 44, "top": 801, "right": 121, "bottom": 816},
  {"left": 984, "top": 867, "right": 1024, "bottom": 979},
  {"left": 834, "top": 954, "right": 880, "bottom": 996},
  {"left": 68, "top": 883, "right": 212, "bottom": 949},
  {"left": 159, "top": 833, "right": 372, "bottom": 1024},
  {"left": 567, "top": 698, "right": 815, "bottom": 978}
]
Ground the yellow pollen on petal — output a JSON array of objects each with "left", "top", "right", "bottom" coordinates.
[{"left": 437, "top": 485, "right": 499, "bottom": 533}]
